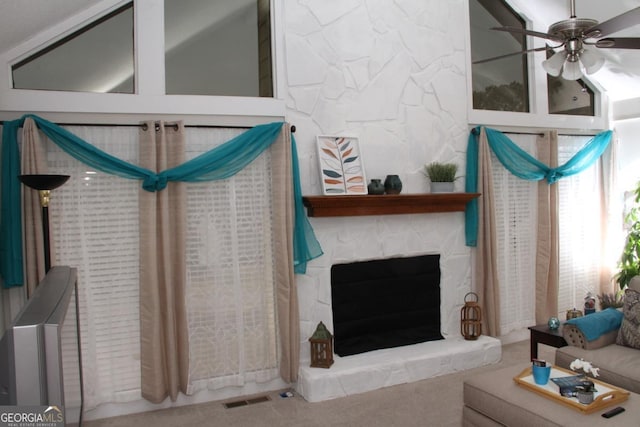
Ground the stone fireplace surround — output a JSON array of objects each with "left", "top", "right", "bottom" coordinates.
[{"left": 294, "top": 213, "right": 502, "bottom": 402}]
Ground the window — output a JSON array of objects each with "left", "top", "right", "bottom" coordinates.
[
  {"left": 491, "top": 134, "right": 537, "bottom": 335},
  {"left": 557, "top": 136, "right": 602, "bottom": 311},
  {"left": 164, "top": 0, "right": 273, "bottom": 97},
  {"left": 469, "top": 0, "right": 529, "bottom": 112},
  {"left": 12, "top": 4, "right": 134, "bottom": 94},
  {"left": 491, "top": 132, "right": 605, "bottom": 335},
  {"left": 11, "top": 0, "right": 274, "bottom": 98},
  {"left": 48, "top": 125, "right": 278, "bottom": 407},
  {"left": 48, "top": 126, "right": 141, "bottom": 407}
]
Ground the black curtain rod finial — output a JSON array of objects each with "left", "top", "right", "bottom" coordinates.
[{"left": 291, "top": 125, "right": 296, "bottom": 133}]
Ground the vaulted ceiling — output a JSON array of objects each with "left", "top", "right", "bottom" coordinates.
[{"left": 0, "top": 0, "right": 639, "bottom": 101}]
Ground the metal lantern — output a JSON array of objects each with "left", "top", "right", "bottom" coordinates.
[
  {"left": 309, "top": 321, "right": 334, "bottom": 368},
  {"left": 461, "top": 292, "right": 482, "bottom": 340}
]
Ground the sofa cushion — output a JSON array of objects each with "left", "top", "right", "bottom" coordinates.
[
  {"left": 565, "top": 307, "right": 623, "bottom": 341},
  {"left": 617, "top": 288, "right": 640, "bottom": 349},
  {"left": 555, "top": 343, "right": 640, "bottom": 394}
]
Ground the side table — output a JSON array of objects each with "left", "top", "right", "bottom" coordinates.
[{"left": 528, "top": 323, "right": 567, "bottom": 361}]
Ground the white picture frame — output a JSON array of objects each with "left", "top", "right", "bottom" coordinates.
[{"left": 316, "top": 135, "right": 367, "bottom": 195}]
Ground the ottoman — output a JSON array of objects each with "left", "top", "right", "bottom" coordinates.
[{"left": 463, "top": 364, "right": 640, "bottom": 426}]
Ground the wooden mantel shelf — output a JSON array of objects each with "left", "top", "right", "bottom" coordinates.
[{"left": 302, "top": 193, "right": 480, "bottom": 217}]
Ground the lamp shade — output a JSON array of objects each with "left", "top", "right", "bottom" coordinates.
[
  {"left": 561, "top": 59, "right": 582, "bottom": 80},
  {"left": 19, "top": 174, "right": 70, "bottom": 191},
  {"left": 542, "top": 51, "right": 567, "bottom": 77},
  {"left": 542, "top": 46, "right": 605, "bottom": 81},
  {"left": 580, "top": 48, "right": 605, "bottom": 75}
]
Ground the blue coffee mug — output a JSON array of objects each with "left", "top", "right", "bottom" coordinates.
[{"left": 532, "top": 364, "right": 552, "bottom": 385}]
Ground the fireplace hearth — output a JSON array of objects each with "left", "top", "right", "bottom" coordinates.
[{"left": 331, "top": 254, "right": 443, "bottom": 356}]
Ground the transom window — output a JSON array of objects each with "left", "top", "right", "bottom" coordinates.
[
  {"left": 12, "top": 3, "right": 134, "bottom": 94},
  {"left": 164, "top": 0, "right": 272, "bottom": 97},
  {"left": 469, "top": 0, "right": 529, "bottom": 112},
  {"left": 11, "top": 0, "right": 273, "bottom": 98}
]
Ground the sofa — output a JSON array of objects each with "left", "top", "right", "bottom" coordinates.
[{"left": 554, "top": 279, "right": 640, "bottom": 394}]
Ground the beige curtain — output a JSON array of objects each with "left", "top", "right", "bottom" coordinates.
[
  {"left": 138, "top": 121, "right": 189, "bottom": 403},
  {"left": 271, "top": 123, "right": 300, "bottom": 382},
  {"left": 20, "top": 117, "right": 49, "bottom": 297},
  {"left": 599, "top": 136, "right": 618, "bottom": 295},
  {"left": 475, "top": 128, "right": 501, "bottom": 337},
  {"left": 535, "top": 131, "right": 559, "bottom": 324}
]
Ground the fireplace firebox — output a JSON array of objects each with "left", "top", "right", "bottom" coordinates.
[{"left": 330, "top": 254, "right": 443, "bottom": 356}]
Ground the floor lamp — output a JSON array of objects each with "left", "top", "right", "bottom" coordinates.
[{"left": 18, "top": 174, "right": 70, "bottom": 272}]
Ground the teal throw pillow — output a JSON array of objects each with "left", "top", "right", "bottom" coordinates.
[{"left": 566, "top": 307, "right": 623, "bottom": 342}]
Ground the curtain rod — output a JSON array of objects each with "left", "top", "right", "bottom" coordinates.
[
  {"left": 0, "top": 121, "right": 296, "bottom": 132},
  {"left": 472, "top": 128, "right": 596, "bottom": 137},
  {"left": 502, "top": 130, "right": 596, "bottom": 137}
]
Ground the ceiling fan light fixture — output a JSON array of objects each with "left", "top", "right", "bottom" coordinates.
[
  {"left": 561, "top": 59, "right": 582, "bottom": 80},
  {"left": 542, "top": 50, "right": 567, "bottom": 77},
  {"left": 580, "top": 48, "right": 605, "bottom": 74}
]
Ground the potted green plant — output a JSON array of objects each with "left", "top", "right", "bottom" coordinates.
[
  {"left": 615, "top": 181, "right": 640, "bottom": 290},
  {"left": 424, "top": 162, "right": 458, "bottom": 193},
  {"left": 598, "top": 292, "right": 625, "bottom": 310}
]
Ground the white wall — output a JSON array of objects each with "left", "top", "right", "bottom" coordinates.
[{"left": 614, "top": 118, "right": 640, "bottom": 192}]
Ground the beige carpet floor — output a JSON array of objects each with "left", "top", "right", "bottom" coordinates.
[{"left": 83, "top": 340, "right": 555, "bottom": 427}]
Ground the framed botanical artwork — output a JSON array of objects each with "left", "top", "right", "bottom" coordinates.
[{"left": 316, "top": 135, "right": 367, "bottom": 195}]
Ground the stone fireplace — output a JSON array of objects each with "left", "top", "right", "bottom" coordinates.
[{"left": 294, "top": 213, "right": 501, "bottom": 402}]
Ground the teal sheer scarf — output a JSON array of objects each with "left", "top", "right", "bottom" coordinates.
[
  {"left": 465, "top": 126, "right": 613, "bottom": 247},
  {"left": 1, "top": 114, "right": 322, "bottom": 286}
]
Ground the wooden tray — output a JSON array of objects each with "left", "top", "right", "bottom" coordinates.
[{"left": 514, "top": 365, "right": 629, "bottom": 414}]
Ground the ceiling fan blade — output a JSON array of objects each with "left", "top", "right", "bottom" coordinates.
[
  {"left": 595, "top": 38, "right": 640, "bottom": 49},
  {"left": 472, "top": 46, "right": 549, "bottom": 65},
  {"left": 584, "top": 7, "right": 640, "bottom": 38},
  {"left": 491, "top": 26, "right": 565, "bottom": 43}
]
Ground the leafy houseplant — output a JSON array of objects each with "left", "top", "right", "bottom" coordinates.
[
  {"left": 424, "top": 162, "right": 458, "bottom": 193},
  {"left": 424, "top": 162, "right": 458, "bottom": 182},
  {"left": 615, "top": 181, "right": 640, "bottom": 290}
]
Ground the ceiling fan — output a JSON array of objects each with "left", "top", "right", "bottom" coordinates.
[{"left": 474, "top": 0, "right": 640, "bottom": 80}]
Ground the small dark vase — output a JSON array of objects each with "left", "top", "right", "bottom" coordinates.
[
  {"left": 367, "top": 179, "right": 385, "bottom": 195},
  {"left": 384, "top": 175, "right": 402, "bottom": 194}
]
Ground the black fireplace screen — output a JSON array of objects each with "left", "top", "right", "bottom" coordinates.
[{"left": 331, "top": 254, "right": 443, "bottom": 356}]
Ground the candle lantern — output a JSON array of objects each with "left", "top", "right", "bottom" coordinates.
[
  {"left": 309, "top": 321, "right": 334, "bottom": 368},
  {"left": 461, "top": 292, "right": 482, "bottom": 340}
]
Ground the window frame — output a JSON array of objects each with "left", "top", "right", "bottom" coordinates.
[
  {"left": 464, "top": 0, "right": 608, "bottom": 131},
  {"left": 0, "top": 0, "right": 285, "bottom": 126}
]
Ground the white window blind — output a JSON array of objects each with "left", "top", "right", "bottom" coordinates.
[
  {"left": 557, "top": 135, "right": 602, "bottom": 313},
  {"left": 490, "top": 134, "right": 537, "bottom": 335},
  {"left": 47, "top": 125, "right": 278, "bottom": 408},
  {"left": 49, "top": 126, "right": 142, "bottom": 408}
]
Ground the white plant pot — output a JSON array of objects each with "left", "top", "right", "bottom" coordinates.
[{"left": 430, "top": 182, "right": 454, "bottom": 193}]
